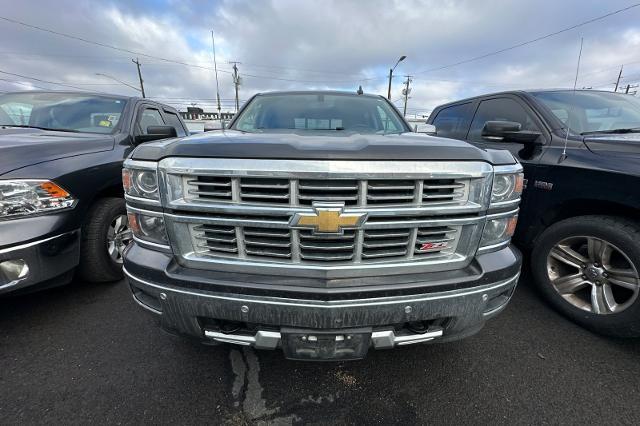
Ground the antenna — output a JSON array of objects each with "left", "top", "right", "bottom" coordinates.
[
  {"left": 560, "top": 37, "right": 583, "bottom": 163},
  {"left": 211, "top": 30, "right": 223, "bottom": 127}
]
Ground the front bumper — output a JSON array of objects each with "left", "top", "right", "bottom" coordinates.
[
  {"left": 0, "top": 230, "right": 80, "bottom": 294},
  {"left": 124, "top": 243, "right": 521, "bottom": 357}
]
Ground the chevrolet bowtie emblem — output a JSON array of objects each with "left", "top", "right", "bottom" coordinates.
[{"left": 289, "top": 203, "right": 367, "bottom": 235}]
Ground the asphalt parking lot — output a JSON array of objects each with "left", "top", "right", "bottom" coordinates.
[{"left": 2, "top": 269, "right": 640, "bottom": 425}]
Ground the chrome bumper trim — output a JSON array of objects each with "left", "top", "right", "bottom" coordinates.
[
  {"left": 201, "top": 327, "right": 444, "bottom": 350},
  {"left": 204, "top": 330, "right": 281, "bottom": 349},
  {"left": 371, "top": 328, "right": 444, "bottom": 348}
]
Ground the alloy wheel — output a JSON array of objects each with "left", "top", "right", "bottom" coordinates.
[
  {"left": 547, "top": 236, "right": 640, "bottom": 314},
  {"left": 106, "top": 214, "right": 132, "bottom": 264}
]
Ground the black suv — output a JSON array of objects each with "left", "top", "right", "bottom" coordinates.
[
  {"left": 428, "top": 89, "right": 640, "bottom": 337},
  {"left": 0, "top": 91, "right": 188, "bottom": 294}
]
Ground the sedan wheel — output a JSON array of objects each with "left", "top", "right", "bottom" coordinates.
[{"left": 547, "top": 236, "right": 640, "bottom": 315}]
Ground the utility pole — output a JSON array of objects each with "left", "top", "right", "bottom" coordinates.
[
  {"left": 229, "top": 61, "right": 242, "bottom": 112},
  {"left": 625, "top": 84, "right": 639, "bottom": 95},
  {"left": 615, "top": 65, "right": 623, "bottom": 92},
  {"left": 132, "top": 58, "right": 146, "bottom": 98},
  {"left": 211, "top": 30, "right": 222, "bottom": 125},
  {"left": 402, "top": 75, "right": 412, "bottom": 117}
]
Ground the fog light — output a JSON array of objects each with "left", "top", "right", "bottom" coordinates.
[{"left": 0, "top": 259, "right": 29, "bottom": 281}]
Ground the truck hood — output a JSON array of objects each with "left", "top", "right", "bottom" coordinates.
[
  {"left": 0, "top": 127, "right": 115, "bottom": 175},
  {"left": 131, "top": 130, "right": 516, "bottom": 165},
  {"left": 583, "top": 133, "right": 640, "bottom": 157}
]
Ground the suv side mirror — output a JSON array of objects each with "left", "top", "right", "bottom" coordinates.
[
  {"left": 134, "top": 125, "right": 178, "bottom": 145},
  {"left": 482, "top": 120, "right": 542, "bottom": 144},
  {"left": 415, "top": 123, "right": 437, "bottom": 135}
]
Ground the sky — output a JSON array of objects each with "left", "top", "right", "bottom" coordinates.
[{"left": 1, "top": 0, "right": 640, "bottom": 117}]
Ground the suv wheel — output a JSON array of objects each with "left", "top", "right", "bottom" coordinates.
[
  {"left": 78, "top": 197, "right": 132, "bottom": 282},
  {"left": 531, "top": 215, "right": 640, "bottom": 337}
]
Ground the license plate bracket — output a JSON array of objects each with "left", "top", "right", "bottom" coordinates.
[{"left": 280, "top": 328, "right": 372, "bottom": 361}]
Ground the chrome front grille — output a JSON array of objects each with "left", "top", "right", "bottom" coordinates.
[{"left": 161, "top": 158, "right": 493, "bottom": 277}]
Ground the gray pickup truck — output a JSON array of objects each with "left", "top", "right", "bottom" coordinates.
[{"left": 122, "top": 90, "right": 523, "bottom": 360}]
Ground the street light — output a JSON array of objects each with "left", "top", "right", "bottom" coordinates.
[
  {"left": 95, "top": 73, "right": 141, "bottom": 93},
  {"left": 387, "top": 55, "right": 407, "bottom": 100}
]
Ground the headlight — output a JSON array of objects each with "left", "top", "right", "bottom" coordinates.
[
  {"left": 491, "top": 173, "right": 523, "bottom": 204},
  {"left": 0, "top": 180, "right": 76, "bottom": 220},
  {"left": 123, "top": 167, "right": 159, "bottom": 200},
  {"left": 127, "top": 211, "right": 168, "bottom": 246},
  {"left": 480, "top": 213, "right": 518, "bottom": 249}
]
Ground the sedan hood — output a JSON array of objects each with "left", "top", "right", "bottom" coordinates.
[
  {"left": 131, "top": 130, "right": 516, "bottom": 165},
  {"left": 0, "top": 127, "right": 115, "bottom": 175},
  {"left": 583, "top": 133, "right": 640, "bottom": 156}
]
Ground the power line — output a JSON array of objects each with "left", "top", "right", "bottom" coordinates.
[
  {"left": 0, "top": 15, "right": 384, "bottom": 84},
  {"left": 412, "top": 3, "right": 640, "bottom": 75},
  {"left": 0, "top": 69, "right": 109, "bottom": 93}
]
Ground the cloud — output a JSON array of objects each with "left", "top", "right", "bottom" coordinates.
[{"left": 1, "top": 0, "right": 640, "bottom": 115}]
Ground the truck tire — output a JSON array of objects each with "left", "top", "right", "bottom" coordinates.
[
  {"left": 531, "top": 215, "right": 640, "bottom": 337},
  {"left": 78, "top": 197, "right": 131, "bottom": 282}
]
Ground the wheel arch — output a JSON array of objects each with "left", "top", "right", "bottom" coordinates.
[{"left": 524, "top": 198, "right": 640, "bottom": 248}]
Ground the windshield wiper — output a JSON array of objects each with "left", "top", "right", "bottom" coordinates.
[
  {"left": 0, "top": 124, "right": 80, "bottom": 133},
  {"left": 580, "top": 127, "right": 640, "bottom": 135}
]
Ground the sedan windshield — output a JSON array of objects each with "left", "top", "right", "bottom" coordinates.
[
  {"left": 0, "top": 92, "right": 127, "bottom": 134},
  {"left": 232, "top": 93, "right": 409, "bottom": 134},
  {"left": 532, "top": 90, "right": 640, "bottom": 135}
]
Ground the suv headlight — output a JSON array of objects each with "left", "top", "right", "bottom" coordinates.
[
  {"left": 479, "top": 212, "right": 518, "bottom": 251},
  {"left": 491, "top": 172, "right": 524, "bottom": 205},
  {"left": 122, "top": 163, "right": 159, "bottom": 201},
  {"left": 0, "top": 180, "right": 76, "bottom": 220},
  {"left": 127, "top": 210, "right": 168, "bottom": 246}
]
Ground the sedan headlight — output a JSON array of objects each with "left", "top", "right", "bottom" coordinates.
[
  {"left": 127, "top": 210, "right": 168, "bottom": 246},
  {"left": 491, "top": 172, "right": 524, "bottom": 204},
  {"left": 0, "top": 180, "right": 76, "bottom": 220},
  {"left": 480, "top": 213, "right": 518, "bottom": 250},
  {"left": 122, "top": 167, "right": 159, "bottom": 200}
]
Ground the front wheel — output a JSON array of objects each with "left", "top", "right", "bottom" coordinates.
[
  {"left": 531, "top": 215, "right": 640, "bottom": 337},
  {"left": 78, "top": 197, "right": 132, "bottom": 282}
]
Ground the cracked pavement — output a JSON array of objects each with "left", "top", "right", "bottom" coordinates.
[{"left": 2, "top": 270, "right": 640, "bottom": 424}]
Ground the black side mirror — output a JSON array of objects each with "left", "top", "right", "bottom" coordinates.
[
  {"left": 482, "top": 120, "right": 542, "bottom": 144},
  {"left": 134, "top": 125, "right": 178, "bottom": 145}
]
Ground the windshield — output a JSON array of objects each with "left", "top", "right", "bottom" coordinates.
[
  {"left": 232, "top": 93, "right": 409, "bottom": 134},
  {"left": 532, "top": 90, "right": 640, "bottom": 135},
  {"left": 0, "top": 92, "right": 127, "bottom": 134}
]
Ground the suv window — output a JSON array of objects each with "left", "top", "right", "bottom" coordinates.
[
  {"left": 468, "top": 98, "right": 540, "bottom": 141},
  {"left": 164, "top": 111, "right": 187, "bottom": 137},
  {"left": 138, "top": 108, "right": 164, "bottom": 134},
  {"left": 432, "top": 103, "right": 473, "bottom": 139}
]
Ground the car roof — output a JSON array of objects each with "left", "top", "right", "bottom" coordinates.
[
  {"left": 253, "top": 90, "right": 384, "bottom": 99},
  {"left": 434, "top": 88, "right": 626, "bottom": 109}
]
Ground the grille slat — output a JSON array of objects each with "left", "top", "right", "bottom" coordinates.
[
  {"left": 187, "top": 180, "right": 231, "bottom": 187},
  {"left": 196, "top": 235, "right": 238, "bottom": 244},
  {"left": 189, "top": 190, "right": 233, "bottom": 197},
  {"left": 197, "top": 243, "right": 238, "bottom": 253},
  {"left": 299, "top": 242, "right": 356, "bottom": 251},
  {"left": 298, "top": 195, "right": 359, "bottom": 201}
]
